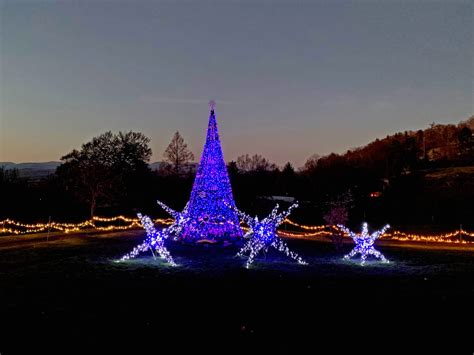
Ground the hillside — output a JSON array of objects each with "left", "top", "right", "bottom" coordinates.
[{"left": 306, "top": 116, "right": 474, "bottom": 179}]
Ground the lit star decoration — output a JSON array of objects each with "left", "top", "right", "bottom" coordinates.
[
  {"left": 119, "top": 213, "right": 176, "bottom": 265},
  {"left": 156, "top": 200, "right": 190, "bottom": 240},
  {"left": 181, "top": 101, "right": 242, "bottom": 240},
  {"left": 208, "top": 99, "right": 216, "bottom": 111},
  {"left": 338, "top": 222, "right": 390, "bottom": 265},
  {"left": 229, "top": 202, "right": 308, "bottom": 268},
  {"left": 119, "top": 201, "right": 190, "bottom": 265}
]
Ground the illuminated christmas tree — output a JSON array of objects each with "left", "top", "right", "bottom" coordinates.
[{"left": 181, "top": 101, "right": 242, "bottom": 240}]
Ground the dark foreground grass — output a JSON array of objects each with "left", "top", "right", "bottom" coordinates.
[{"left": 0, "top": 232, "right": 473, "bottom": 353}]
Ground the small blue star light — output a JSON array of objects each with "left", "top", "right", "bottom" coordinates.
[
  {"left": 338, "top": 222, "right": 390, "bottom": 265},
  {"left": 119, "top": 201, "right": 190, "bottom": 265},
  {"left": 229, "top": 202, "right": 307, "bottom": 268}
]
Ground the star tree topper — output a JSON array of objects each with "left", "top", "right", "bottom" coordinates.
[{"left": 209, "top": 99, "right": 216, "bottom": 111}]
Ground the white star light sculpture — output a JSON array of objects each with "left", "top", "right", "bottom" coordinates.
[
  {"left": 338, "top": 222, "right": 390, "bottom": 265},
  {"left": 156, "top": 200, "right": 190, "bottom": 240},
  {"left": 230, "top": 203, "right": 308, "bottom": 268},
  {"left": 119, "top": 201, "right": 190, "bottom": 265},
  {"left": 119, "top": 214, "right": 177, "bottom": 265}
]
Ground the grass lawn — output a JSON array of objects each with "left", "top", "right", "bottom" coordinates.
[{"left": 0, "top": 231, "right": 473, "bottom": 352}]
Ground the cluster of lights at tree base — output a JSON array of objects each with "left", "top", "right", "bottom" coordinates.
[
  {"left": 181, "top": 104, "right": 242, "bottom": 241},
  {"left": 230, "top": 202, "right": 307, "bottom": 268},
  {"left": 119, "top": 201, "right": 191, "bottom": 265},
  {"left": 338, "top": 222, "right": 390, "bottom": 265}
]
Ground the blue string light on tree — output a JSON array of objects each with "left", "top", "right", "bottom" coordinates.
[
  {"left": 119, "top": 201, "right": 190, "bottom": 265},
  {"left": 228, "top": 202, "right": 308, "bottom": 268},
  {"left": 338, "top": 222, "right": 390, "bottom": 265},
  {"left": 181, "top": 101, "right": 242, "bottom": 241}
]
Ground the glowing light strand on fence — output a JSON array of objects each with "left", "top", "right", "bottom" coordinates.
[
  {"left": 1, "top": 216, "right": 473, "bottom": 244},
  {"left": 338, "top": 223, "right": 390, "bottom": 265},
  {"left": 229, "top": 202, "right": 307, "bottom": 268},
  {"left": 0, "top": 217, "right": 173, "bottom": 235}
]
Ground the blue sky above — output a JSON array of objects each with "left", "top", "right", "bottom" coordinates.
[{"left": 1, "top": 0, "right": 472, "bottom": 167}]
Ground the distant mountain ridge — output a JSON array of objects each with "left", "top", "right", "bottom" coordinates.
[
  {"left": 0, "top": 162, "right": 62, "bottom": 180},
  {"left": 0, "top": 161, "right": 167, "bottom": 170},
  {"left": 0, "top": 161, "right": 61, "bottom": 170},
  {"left": 0, "top": 161, "right": 192, "bottom": 179}
]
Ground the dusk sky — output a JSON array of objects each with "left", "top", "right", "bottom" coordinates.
[{"left": 1, "top": 0, "right": 471, "bottom": 167}]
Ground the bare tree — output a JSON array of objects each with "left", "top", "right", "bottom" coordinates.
[
  {"left": 236, "top": 154, "right": 277, "bottom": 172},
  {"left": 458, "top": 126, "right": 474, "bottom": 163},
  {"left": 323, "top": 191, "right": 353, "bottom": 250},
  {"left": 163, "top": 131, "right": 194, "bottom": 173},
  {"left": 302, "top": 154, "right": 320, "bottom": 172}
]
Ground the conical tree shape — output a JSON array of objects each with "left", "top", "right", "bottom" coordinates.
[{"left": 183, "top": 107, "right": 242, "bottom": 240}]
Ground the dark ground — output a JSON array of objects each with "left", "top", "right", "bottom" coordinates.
[{"left": 0, "top": 231, "right": 473, "bottom": 353}]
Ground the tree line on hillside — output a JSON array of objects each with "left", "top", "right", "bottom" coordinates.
[{"left": 0, "top": 117, "right": 473, "bottom": 228}]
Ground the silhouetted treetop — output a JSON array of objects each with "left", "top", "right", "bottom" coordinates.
[
  {"left": 163, "top": 131, "right": 194, "bottom": 173},
  {"left": 236, "top": 154, "right": 277, "bottom": 172},
  {"left": 57, "top": 131, "right": 152, "bottom": 217}
]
